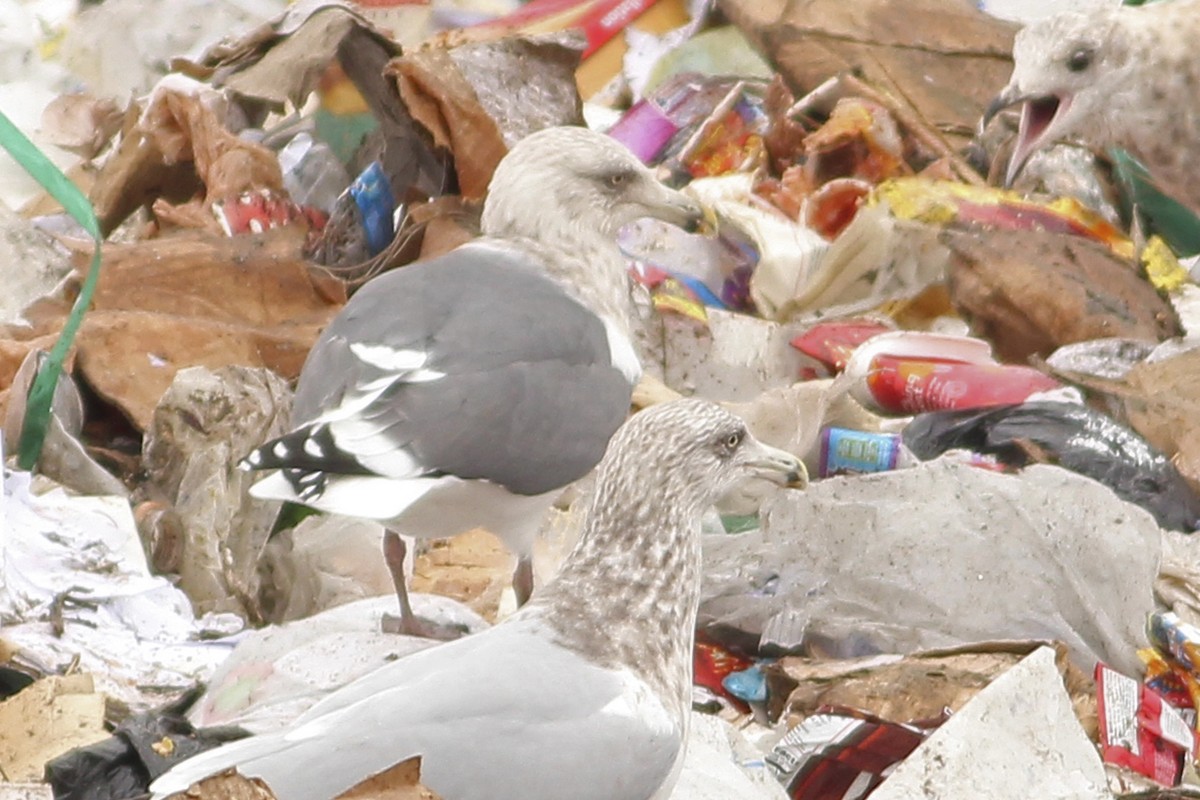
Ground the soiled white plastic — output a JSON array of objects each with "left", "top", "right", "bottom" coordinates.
[
  {"left": 872, "top": 647, "right": 1112, "bottom": 799},
  {"left": 700, "top": 458, "right": 1160, "bottom": 675},
  {"left": 1, "top": 468, "right": 241, "bottom": 711},
  {"left": 670, "top": 713, "right": 789, "bottom": 800}
]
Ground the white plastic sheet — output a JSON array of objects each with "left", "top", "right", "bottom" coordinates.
[
  {"left": 701, "top": 459, "right": 1160, "bottom": 675},
  {"left": 1, "top": 468, "right": 241, "bottom": 711}
]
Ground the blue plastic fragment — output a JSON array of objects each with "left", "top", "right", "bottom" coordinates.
[
  {"left": 723, "top": 663, "right": 768, "bottom": 703},
  {"left": 350, "top": 161, "right": 396, "bottom": 256}
]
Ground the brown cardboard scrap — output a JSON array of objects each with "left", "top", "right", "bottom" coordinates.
[
  {"left": 411, "top": 529, "right": 512, "bottom": 623},
  {"left": 719, "top": 0, "right": 1017, "bottom": 147},
  {"left": 944, "top": 226, "right": 1182, "bottom": 363},
  {"left": 767, "top": 640, "right": 1098, "bottom": 740},
  {"left": 333, "top": 757, "right": 441, "bottom": 800},
  {"left": 389, "top": 33, "right": 584, "bottom": 202},
  {"left": 0, "top": 675, "right": 108, "bottom": 783},
  {"left": 0, "top": 228, "right": 343, "bottom": 431},
  {"left": 162, "top": 769, "right": 277, "bottom": 800}
]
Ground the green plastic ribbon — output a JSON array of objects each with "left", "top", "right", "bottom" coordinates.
[
  {"left": 1109, "top": 147, "right": 1200, "bottom": 258},
  {"left": 0, "top": 110, "right": 103, "bottom": 469}
]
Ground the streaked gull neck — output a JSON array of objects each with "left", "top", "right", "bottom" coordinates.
[{"left": 522, "top": 446, "right": 707, "bottom": 718}]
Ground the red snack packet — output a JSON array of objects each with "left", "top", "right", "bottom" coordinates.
[
  {"left": 1096, "top": 662, "right": 1195, "bottom": 786},
  {"left": 862, "top": 356, "right": 1060, "bottom": 416},
  {"left": 693, "top": 637, "right": 753, "bottom": 712},
  {"left": 790, "top": 319, "right": 893, "bottom": 376}
]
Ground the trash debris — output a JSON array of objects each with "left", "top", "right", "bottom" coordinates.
[
  {"left": 1096, "top": 662, "right": 1195, "bottom": 788},
  {"left": 870, "top": 647, "right": 1111, "bottom": 799},
  {"left": 44, "top": 694, "right": 245, "bottom": 800},
  {"left": 700, "top": 459, "right": 1160, "bottom": 675},
  {"left": 1, "top": 468, "right": 241, "bottom": 711},
  {"left": 0, "top": 675, "right": 108, "bottom": 783},
  {"left": 903, "top": 401, "right": 1200, "bottom": 532},
  {"left": 141, "top": 366, "right": 292, "bottom": 619},
  {"left": 8, "top": 0, "right": 1200, "bottom": 796}
]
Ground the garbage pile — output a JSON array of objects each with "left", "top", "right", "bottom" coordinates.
[{"left": 3, "top": 0, "right": 1200, "bottom": 798}]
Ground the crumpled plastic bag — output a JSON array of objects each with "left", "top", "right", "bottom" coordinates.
[
  {"left": 699, "top": 459, "right": 1160, "bottom": 676},
  {"left": 44, "top": 695, "right": 246, "bottom": 800},
  {"left": 902, "top": 401, "right": 1200, "bottom": 532}
]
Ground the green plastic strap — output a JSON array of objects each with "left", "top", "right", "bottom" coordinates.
[
  {"left": 1109, "top": 147, "right": 1200, "bottom": 257},
  {"left": 0, "top": 110, "right": 103, "bottom": 469}
]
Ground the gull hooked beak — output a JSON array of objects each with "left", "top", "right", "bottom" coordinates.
[
  {"left": 743, "top": 439, "right": 808, "bottom": 489},
  {"left": 981, "top": 84, "right": 1070, "bottom": 188},
  {"left": 647, "top": 182, "right": 718, "bottom": 235}
]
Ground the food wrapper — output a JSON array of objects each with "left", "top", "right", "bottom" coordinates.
[
  {"left": 1148, "top": 611, "right": 1200, "bottom": 674},
  {"left": 862, "top": 357, "right": 1061, "bottom": 416},
  {"left": 607, "top": 75, "right": 738, "bottom": 163},
  {"left": 1140, "top": 647, "right": 1199, "bottom": 716},
  {"left": 1096, "top": 662, "right": 1195, "bottom": 787},
  {"left": 875, "top": 178, "right": 1190, "bottom": 289},
  {"left": 842, "top": 331, "right": 1060, "bottom": 416},
  {"left": 766, "top": 707, "right": 942, "bottom": 800},
  {"left": 790, "top": 319, "right": 893, "bottom": 378},
  {"left": 694, "top": 637, "right": 754, "bottom": 713},
  {"left": 213, "top": 190, "right": 326, "bottom": 237},
  {"left": 630, "top": 264, "right": 711, "bottom": 323},
  {"left": 670, "top": 81, "right": 768, "bottom": 179}
]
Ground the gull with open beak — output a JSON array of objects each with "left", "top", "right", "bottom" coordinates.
[{"left": 982, "top": 1, "right": 1200, "bottom": 214}]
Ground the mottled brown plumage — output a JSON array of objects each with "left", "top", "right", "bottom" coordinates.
[
  {"left": 154, "top": 399, "right": 805, "bottom": 800},
  {"left": 987, "top": 0, "right": 1200, "bottom": 213}
]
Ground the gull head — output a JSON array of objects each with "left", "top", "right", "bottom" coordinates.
[
  {"left": 481, "top": 126, "right": 707, "bottom": 243},
  {"left": 598, "top": 399, "right": 807, "bottom": 523},
  {"left": 983, "top": 9, "right": 1131, "bottom": 187}
]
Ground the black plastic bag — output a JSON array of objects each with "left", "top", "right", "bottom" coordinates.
[
  {"left": 903, "top": 401, "right": 1200, "bottom": 532},
  {"left": 45, "top": 691, "right": 247, "bottom": 800}
]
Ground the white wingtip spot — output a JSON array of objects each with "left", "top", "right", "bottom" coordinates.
[
  {"left": 602, "top": 316, "right": 642, "bottom": 385},
  {"left": 303, "top": 438, "right": 325, "bottom": 457},
  {"left": 272, "top": 441, "right": 290, "bottom": 459},
  {"left": 349, "top": 343, "right": 430, "bottom": 372}
]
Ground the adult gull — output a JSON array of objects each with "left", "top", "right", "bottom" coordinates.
[
  {"left": 242, "top": 126, "right": 707, "bottom": 638},
  {"left": 152, "top": 398, "right": 806, "bottom": 800}
]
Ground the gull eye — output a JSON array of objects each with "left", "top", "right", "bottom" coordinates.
[
  {"left": 724, "top": 431, "right": 743, "bottom": 450},
  {"left": 1066, "top": 48, "right": 1093, "bottom": 72},
  {"left": 606, "top": 170, "right": 633, "bottom": 189}
]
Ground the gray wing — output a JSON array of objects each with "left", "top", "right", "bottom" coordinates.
[
  {"left": 247, "top": 242, "right": 634, "bottom": 497},
  {"left": 152, "top": 621, "right": 681, "bottom": 800}
]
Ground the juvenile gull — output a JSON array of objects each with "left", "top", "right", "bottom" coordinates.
[
  {"left": 242, "top": 126, "right": 706, "bottom": 638},
  {"left": 984, "top": 0, "right": 1200, "bottom": 212},
  {"left": 153, "top": 399, "right": 805, "bottom": 800}
]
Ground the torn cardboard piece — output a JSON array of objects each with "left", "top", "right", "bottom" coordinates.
[
  {"left": 944, "top": 226, "right": 1182, "bottom": 362},
  {"left": 870, "top": 648, "right": 1112, "bottom": 799},
  {"left": 719, "top": 0, "right": 1017, "bottom": 148},
  {"left": 0, "top": 675, "right": 108, "bottom": 782},
  {"left": 333, "top": 757, "right": 440, "bottom": 800},
  {"left": 0, "top": 227, "right": 343, "bottom": 431},
  {"left": 389, "top": 32, "right": 585, "bottom": 201},
  {"left": 767, "top": 640, "right": 1098, "bottom": 739}
]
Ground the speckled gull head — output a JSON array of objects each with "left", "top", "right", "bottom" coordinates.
[
  {"left": 589, "top": 398, "right": 808, "bottom": 525},
  {"left": 983, "top": 7, "right": 1134, "bottom": 186},
  {"left": 480, "top": 126, "right": 706, "bottom": 247}
]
